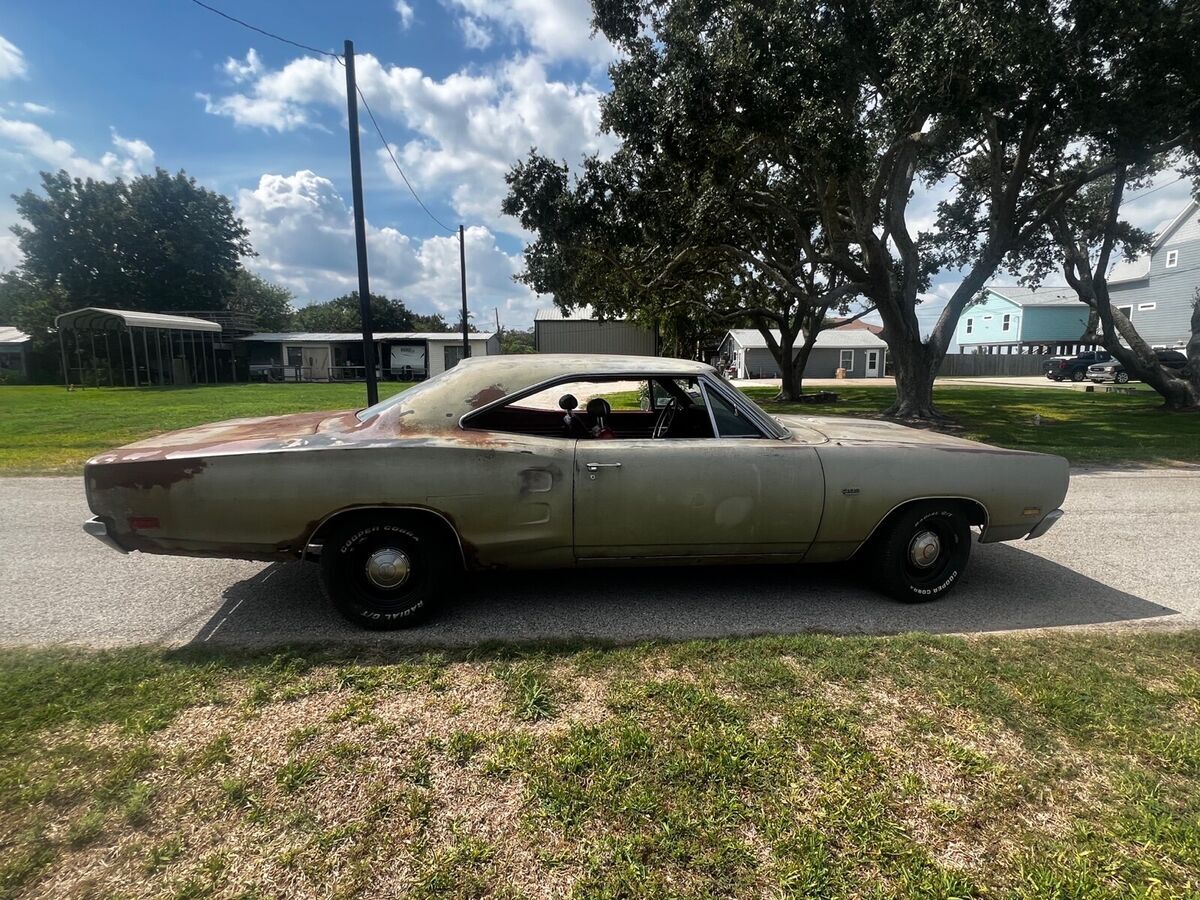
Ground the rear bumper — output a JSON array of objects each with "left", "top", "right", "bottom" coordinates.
[
  {"left": 1024, "top": 509, "right": 1064, "bottom": 541},
  {"left": 83, "top": 516, "right": 129, "bottom": 554}
]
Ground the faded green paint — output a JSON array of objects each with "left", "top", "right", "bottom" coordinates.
[{"left": 83, "top": 355, "right": 1069, "bottom": 570}]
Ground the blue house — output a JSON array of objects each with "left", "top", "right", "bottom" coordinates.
[
  {"left": 1107, "top": 200, "right": 1200, "bottom": 350},
  {"left": 954, "top": 286, "right": 1095, "bottom": 355}
]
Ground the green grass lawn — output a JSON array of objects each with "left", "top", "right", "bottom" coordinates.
[
  {"left": 0, "top": 383, "right": 411, "bottom": 475},
  {"left": 746, "top": 384, "right": 1200, "bottom": 466},
  {"left": 2, "top": 379, "right": 1199, "bottom": 475},
  {"left": 1, "top": 633, "right": 1197, "bottom": 898}
]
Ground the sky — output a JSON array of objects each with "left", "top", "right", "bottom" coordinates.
[{"left": 0, "top": 1, "right": 1194, "bottom": 333}]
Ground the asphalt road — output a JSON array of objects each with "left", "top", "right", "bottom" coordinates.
[{"left": 0, "top": 470, "right": 1195, "bottom": 649}]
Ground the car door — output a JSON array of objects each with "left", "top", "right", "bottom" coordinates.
[{"left": 572, "top": 380, "right": 824, "bottom": 560}]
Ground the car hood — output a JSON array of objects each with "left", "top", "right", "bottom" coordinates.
[
  {"left": 777, "top": 414, "right": 1014, "bottom": 451},
  {"left": 88, "top": 409, "right": 366, "bottom": 464}
]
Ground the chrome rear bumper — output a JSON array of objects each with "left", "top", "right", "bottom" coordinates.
[
  {"left": 1024, "top": 509, "right": 1064, "bottom": 541},
  {"left": 83, "top": 516, "right": 128, "bottom": 554}
]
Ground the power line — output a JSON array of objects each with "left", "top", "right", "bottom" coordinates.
[
  {"left": 356, "top": 86, "right": 456, "bottom": 234},
  {"left": 1124, "top": 174, "right": 1187, "bottom": 203},
  {"left": 187, "top": 0, "right": 342, "bottom": 61},
  {"left": 187, "top": 0, "right": 456, "bottom": 236}
]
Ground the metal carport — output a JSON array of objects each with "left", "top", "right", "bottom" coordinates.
[{"left": 54, "top": 308, "right": 222, "bottom": 387}]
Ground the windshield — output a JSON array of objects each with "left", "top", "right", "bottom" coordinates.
[{"left": 355, "top": 365, "right": 470, "bottom": 422}]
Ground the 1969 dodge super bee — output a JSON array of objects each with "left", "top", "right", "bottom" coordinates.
[{"left": 84, "top": 355, "right": 1069, "bottom": 628}]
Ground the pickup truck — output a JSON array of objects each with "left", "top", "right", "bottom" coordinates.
[{"left": 1044, "top": 351, "right": 1112, "bottom": 382}]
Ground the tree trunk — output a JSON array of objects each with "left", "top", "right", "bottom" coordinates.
[
  {"left": 785, "top": 330, "right": 821, "bottom": 401},
  {"left": 884, "top": 340, "right": 944, "bottom": 421},
  {"left": 757, "top": 321, "right": 804, "bottom": 401},
  {"left": 778, "top": 357, "right": 802, "bottom": 401}
]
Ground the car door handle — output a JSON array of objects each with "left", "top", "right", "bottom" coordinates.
[{"left": 585, "top": 462, "right": 622, "bottom": 471}]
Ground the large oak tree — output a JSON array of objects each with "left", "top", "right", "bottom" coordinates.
[{"left": 542, "top": 0, "right": 1200, "bottom": 419}]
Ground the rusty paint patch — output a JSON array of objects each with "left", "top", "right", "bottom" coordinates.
[
  {"left": 87, "top": 458, "right": 207, "bottom": 493},
  {"left": 466, "top": 384, "right": 507, "bottom": 409}
]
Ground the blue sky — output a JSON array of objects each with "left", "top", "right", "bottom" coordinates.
[
  {"left": 0, "top": 0, "right": 616, "bottom": 328},
  {"left": 0, "top": 1, "right": 1194, "bottom": 332}
]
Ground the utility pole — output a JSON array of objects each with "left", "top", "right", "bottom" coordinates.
[
  {"left": 459, "top": 224, "right": 470, "bottom": 360},
  {"left": 344, "top": 39, "right": 379, "bottom": 406}
]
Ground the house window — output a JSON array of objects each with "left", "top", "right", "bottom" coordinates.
[
  {"left": 1165, "top": 250, "right": 1179, "bottom": 268},
  {"left": 1117, "top": 305, "right": 1134, "bottom": 321},
  {"left": 839, "top": 349, "right": 855, "bottom": 371},
  {"left": 965, "top": 318, "right": 974, "bottom": 335},
  {"left": 1002, "top": 313, "right": 1011, "bottom": 332},
  {"left": 1138, "top": 302, "right": 1157, "bottom": 311}
]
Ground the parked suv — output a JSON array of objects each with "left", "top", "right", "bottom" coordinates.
[
  {"left": 1044, "top": 351, "right": 1112, "bottom": 382},
  {"left": 1088, "top": 350, "right": 1189, "bottom": 384}
]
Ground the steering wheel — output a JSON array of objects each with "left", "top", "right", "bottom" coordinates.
[{"left": 652, "top": 399, "right": 678, "bottom": 439}]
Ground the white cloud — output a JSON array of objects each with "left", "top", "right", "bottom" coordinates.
[
  {"left": 395, "top": 0, "right": 415, "bottom": 30},
  {"left": 440, "top": 0, "right": 614, "bottom": 64},
  {"left": 110, "top": 130, "right": 154, "bottom": 171},
  {"left": 14, "top": 101, "right": 52, "bottom": 116},
  {"left": 237, "top": 170, "right": 545, "bottom": 325},
  {"left": 458, "top": 16, "right": 493, "bottom": 50},
  {"left": 222, "top": 48, "right": 263, "bottom": 83},
  {"left": 0, "top": 35, "right": 26, "bottom": 80},
  {"left": 0, "top": 117, "right": 155, "bottom": 181},
  {"left": 0, "top": 232, "right": 21, "bottom": 272},
  {"left": 198, "top": 53, "right": 343, "bottom": 132},
  {"left": 202, "top": 51, "right": 615, "bottom": 233}
]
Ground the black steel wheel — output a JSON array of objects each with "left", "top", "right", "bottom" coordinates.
[
  {"left": 320, "top": 518, "right": 455, "bottom": 629},
  {"left": 873, "top": 503, "right": 972, "bottom": 603}
]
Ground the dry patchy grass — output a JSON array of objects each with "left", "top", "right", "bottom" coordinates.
[{"left": 1, "top": 633, "right": 1198, "bottom": 898}]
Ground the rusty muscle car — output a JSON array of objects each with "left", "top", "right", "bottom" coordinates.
[{"left": 83, "top": 355, "right": 1069, "bottom": 628}]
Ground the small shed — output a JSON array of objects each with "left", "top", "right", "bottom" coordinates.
[
  {"left": 718, "top": 326, "right": 888, "bottom": 379},
  {"left": 0, "top": 326, "right": 31, "bottom": 379},
  {"left": 54, "top": 308, "right": 224, "bottom": 387},
  {"left": 534, "top": 306, "right": 657, "bottom": 356},
  {"left": 238, "top": 332, "right": 500, "bottom": 382}
]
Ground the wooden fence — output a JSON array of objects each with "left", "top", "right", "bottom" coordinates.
[{"left": 936, "top": 353, "right": 1049, "bottom": 377}]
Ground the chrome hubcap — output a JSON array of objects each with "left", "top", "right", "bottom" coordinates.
[
  {"left": 365, "top": 547, "right": 411, "bottom": 589},
  {"left": 908, "top": 530, "right": 941, "bottom": 569}
]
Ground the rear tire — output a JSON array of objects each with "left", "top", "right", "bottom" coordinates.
[
  {"left": 872, "top": 503, "right": 971, "bottom": 603},
  {"left": 1071, "top": 370, "right": 1086, "bottom": 382},
  {"left": 1115, "top": 371, "right": 1130, "bottom": 384},
  {"left": 320, "top": 517, "right": 456, "bottom": 629}
]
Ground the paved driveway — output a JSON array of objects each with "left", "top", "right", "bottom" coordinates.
[{"left": 0, "top": 470, "right": 1194, "bottom": 649}]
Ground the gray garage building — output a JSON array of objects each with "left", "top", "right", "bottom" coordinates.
[
  {"left": 534, "top": 306, "right": 657, "bottom": 355},
  {"left": 719, "top": 326, "right": 888, "bottom": 379}
]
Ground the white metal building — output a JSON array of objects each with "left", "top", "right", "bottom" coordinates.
[
  {"left": 239, "top": 331, "right": 500, "bottom": 381},
  {"left": 0, "top": 326, "right": 31, "bottom": 379}
]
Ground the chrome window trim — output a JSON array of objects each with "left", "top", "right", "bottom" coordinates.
[{"left": 696, "top": 379, "right": 723, "bottom": 438}]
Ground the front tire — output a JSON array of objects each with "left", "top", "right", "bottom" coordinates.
[
  {"left": 320, "top": 518, "right": 456, "bottom": 629},
  {"left": 872, "top": 503, "right": 971, "bottom": 603}
]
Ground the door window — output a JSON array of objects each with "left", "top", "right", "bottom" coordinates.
[{"left": 465, "top": 375, "right": 767, "bottom": 440}]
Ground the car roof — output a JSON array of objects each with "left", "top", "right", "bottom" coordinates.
[{"left": 361, "top": 353, "right": 716, "bottom": 428}]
